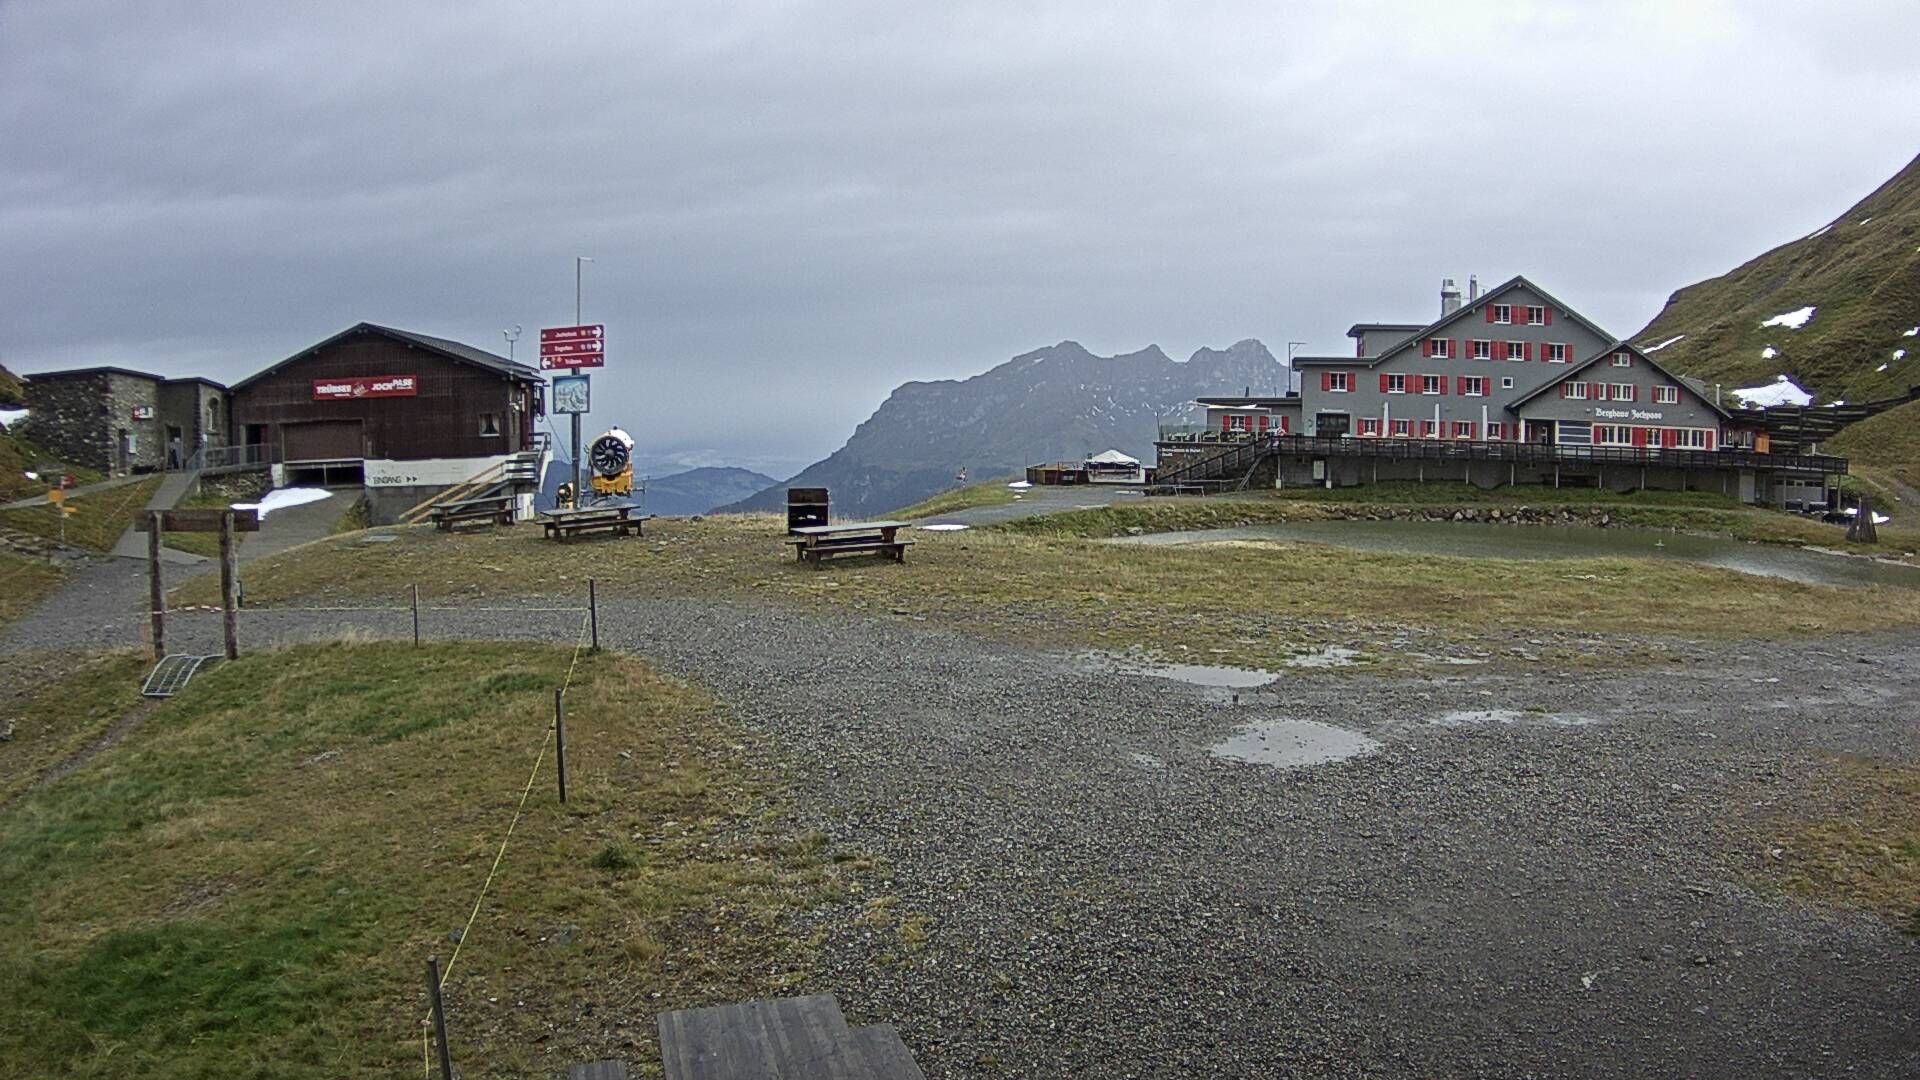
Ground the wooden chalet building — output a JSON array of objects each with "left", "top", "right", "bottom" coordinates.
[{"left": 229, "top": 323, "right": 548, "bottom": 522}]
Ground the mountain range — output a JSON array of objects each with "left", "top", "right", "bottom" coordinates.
[
  {"left": 1635, "top": 151, "right": 1920, "bottom": 402},
  {"left": 540, "top": 462, "right": 778, "bottom": 516},
  {"left": 719, "top": 339, "right": 1289, "bottom": 517}
]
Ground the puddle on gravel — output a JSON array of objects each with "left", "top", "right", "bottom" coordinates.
[
  {"left": 1427, "top": 708, "right": 1595, "bottom": 728},
  {"left": 1210, "top": 719, "right": 1382, "bottom": 768},
  {"left": 1083, "top": 655, "right": 1278, "bottom": 690},
  {"left": 1285, "top": 645, "right": 1361, "bottom": 668}
]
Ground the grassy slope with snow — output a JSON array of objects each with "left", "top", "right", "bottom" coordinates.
[
  {"left": 1828, "top": 398, "right": 1920, "bottom": 466},
  {"left": 1634, "top": 152, "right": 1920, "bottom": 403}
]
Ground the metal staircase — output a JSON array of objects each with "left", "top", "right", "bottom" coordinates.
[{"left": 1150, "top": 437, "right": 1272, "bottom": 492}]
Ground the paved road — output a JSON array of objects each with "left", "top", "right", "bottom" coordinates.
[{"left": 5, "top": 555, "right": 1917, "bottom": 1078}]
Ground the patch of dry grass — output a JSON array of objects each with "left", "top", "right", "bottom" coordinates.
[
  {"left": 176, "top": 513, "right": 1920, "bottom": 672},
  {"left": 0, "top": 476, "right": 161, "bottom": 552},
  {"left": 1761, "top": 759, "right": 1920, "bottom": 933},
  {"left": 0, "top": 642, "right": 868, "bottom": 1078},
  {"left": 0, "top": 551, "right": 65, "bottom": 633}
]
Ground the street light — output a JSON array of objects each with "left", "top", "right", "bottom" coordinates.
[{"left": 502, "top": 325, "right": 522, "bottom": 363}]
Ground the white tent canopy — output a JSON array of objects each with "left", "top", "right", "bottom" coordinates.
[{"left": 1086, "top": 449, "right": 1140, "bottom": 466}]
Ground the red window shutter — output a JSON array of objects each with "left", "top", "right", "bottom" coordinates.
[
  {"left": 1544, "top": 307, "right": 1554, "bottom": 326},
  {"left": 1525, "top": 343, "right": 1535, "bottom": 361},
  {"left": 1321, "top": 371, "right": 1332, "bottom": 392},
  {"left": 1439, "top": 377, "right": 1449, "bottom": 396},
  {"left": 1422, "top": 338, "right": 1432, "bottom": 358},
  {"left": 1455, "top": 376, "right": 1466, "bottom": 395},
  {"left": 1494, "top": 341, "right": 1506, "bottom": 361},
  {"left": 1706, "top": 429, "right": 1715, "bottom": 450},
  {"left": 1379, "top": 373, "right": 1390, "bottom": 392},
  {"left": 1452, "top": 338, "right": 1460, "bottom": 359},
  {"left": 1559, "top": 383, "right": 1568, "bottom": 398},
  {"left": 1279, "top": 415, "right": 1288, "bottom": 434},
  {"left": 1662, "top": 428, "right": 1676, "bottom": 449},
  {"left": 1632, "top": 427, "right": 1646, "bottom": 448},
  {"left": 1258, "top": 415, "right": 1269, "bottom": 431},
  {"left": 1630, "top": 385, "right": 1639, "bottom": 402},
  {"left": 1485, "top": 305, "right": 1496, "bottom": 324}
]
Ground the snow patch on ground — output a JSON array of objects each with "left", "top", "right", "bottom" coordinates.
[
  {"left": 1879, "top": 364, "right": 1890, "bottom": 372},
  {"left": 233, "top": 487, "right": 333, "bottom": 519},
  {"left": 1904, "top": 327, "right": 1917, "bottom": 337},
  {"left": 1731, "top": 376, "right": 1813, "bottom": 408},
  {"left": 1805, "top": 224, "right": 1832, "bottom": 239},
  {"left": 1760, "top": 345, "right": 1777, "bottom": 359},
  {"left": 1007, "top": 480, "right": 1032, "bottom": 490},
  {"left": 919, "top": 523, "right": 969, "bottom": 532},
  {"left": 1842, "top": 507, "right": 1893, "bottom": 525},
  {"left": 1895, "top": 349, "right": 1908, "bottom": 361},
  {"left": 0, "top": 407, "right": 26, "bottom": 430},
  {"left": 1644, "top": 335, "right": 1685, "bottom": 353},
  {"left": 1760, "top": 306, "right": 1816, "bottom": 330}
]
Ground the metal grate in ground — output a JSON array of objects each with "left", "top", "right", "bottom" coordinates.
[{"left": 141, "top": 655, "right": 219, "bottom": 698}]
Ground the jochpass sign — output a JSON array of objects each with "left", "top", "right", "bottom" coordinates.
[{"left": 540, "top": 324, "right": 605, "bottom": 369}]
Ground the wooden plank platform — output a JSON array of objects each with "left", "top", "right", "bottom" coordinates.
[
  {"left": 658, "top": 995, "right": 922, "bottom": 1080},
  {"left": 566, "top": 1061, "right": 630, "bottom": 1080}
]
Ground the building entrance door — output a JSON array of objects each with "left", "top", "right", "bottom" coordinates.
[
  {"left": 282, "top": 419, "right": 366, "bottom": 462},
  {"left": 1524, "top": 420, "right": 1554, "bottom": 444}
]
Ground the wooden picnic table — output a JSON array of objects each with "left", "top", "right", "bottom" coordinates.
[
  {"left": 785, "top": 520, "right": 915, "bottom": 565},
  {"left": 430, "top": 494, "right": 516, "bottom": 530},
  {"left": 541, "top": 503, "right": 651, "bottom": 542}
]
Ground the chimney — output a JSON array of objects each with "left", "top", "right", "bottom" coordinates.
[
  {"left": 1468, "top": 274, "right": 1481, "bottom": 303},
  {"left": 1440, "top": 277, "right": 1462, "bottom": 316}
]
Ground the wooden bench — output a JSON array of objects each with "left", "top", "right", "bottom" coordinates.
[
  {"left": 542, "top": 504, "right": 651, "bottom": 542},
  {"left": 785, "top": 521, "right": 915, "bottom": 565},
  {"left": 429, "top": 495, "right": 516, "bottom": 530}
]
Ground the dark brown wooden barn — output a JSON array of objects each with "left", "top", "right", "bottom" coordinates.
[{"left": 229, "top": 323, "right": 544, "bottom": 473}]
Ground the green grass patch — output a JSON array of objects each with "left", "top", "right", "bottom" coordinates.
[
  {"left": 0, "top": 643, "right": 866, "bottom": 1078},
  {"left": 0, "top": 551, "right": 65, "bottom": 634},
  {"left": 160, "top": 473, "right": 270, "bottom": 557},
  {"left": 0, "top": 652, "right": 147, "bottom": 803},
  {"left": 0, "top": 476, "right": 161, "bottom": 552},
  {"left": 892, "top": 477, "right": 1020, "bottom": 519},
  {"left": 0, "top": 427, "right": 105, "bottom": 502}
]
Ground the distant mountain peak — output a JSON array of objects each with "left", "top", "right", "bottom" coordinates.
[{"left": 719, "top": 337, "right": 1286, "bottom": 516}]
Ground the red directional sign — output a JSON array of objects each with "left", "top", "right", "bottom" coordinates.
[{"left": 539, "top": 323, "right": 606, "bottom": 369}]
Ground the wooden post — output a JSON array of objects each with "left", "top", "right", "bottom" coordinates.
[
  {"left": 147, "top": 511, "right": 165, "bottom": 661},
  {"left": 553, "top": 688, "right": 568, "bottom": 804},
  {"left": 218, "top": 511, "right": 239, "bottom": 660},
  {"left": 1847, "top": 495, "right": 1879, "bottom": 544},
  {"left": 588, "top": 578, "right": 599, "bottom": 652},
  {"left": 411, "top": 584, "right": 421, "bottom": 647},
  {"left": 426, "top": 955, "right": 454, "bottom": 1080}
]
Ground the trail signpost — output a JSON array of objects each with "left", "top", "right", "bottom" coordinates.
[{"left": 545, "top": 260, "right": 602, "bottom": 500}]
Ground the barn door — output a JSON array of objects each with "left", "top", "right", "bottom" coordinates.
[{"left": 282, "top": 419, "right": 366, "bottom": 461}]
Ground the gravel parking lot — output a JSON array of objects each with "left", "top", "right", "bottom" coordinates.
[{"left": 6, "top": 557, "right": 1918, "bottom": 1078}]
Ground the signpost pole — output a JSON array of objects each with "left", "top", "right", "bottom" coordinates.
[
  {"left": 571, "top": 256, "right": 590, "bottom": 503},
  {"left": 553, "top": 688, "right": 569, "bottom": 804},
  {"left": 218, "top": 511, "right": 239, "bottom": 660},
  {"left": 147, "top": 511, "right": 165, "bottom": 661}
]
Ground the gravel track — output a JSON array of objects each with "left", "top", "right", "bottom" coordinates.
[{"left": 5, "top": 559, "right": 1918, "bottom": 1077}]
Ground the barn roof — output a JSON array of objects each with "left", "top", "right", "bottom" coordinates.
[{"left": 231, "top": 322, "right": 542, "bottom": 392}]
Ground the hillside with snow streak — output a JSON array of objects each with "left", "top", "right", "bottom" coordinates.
[{"left": 1633, "top": 151, "right": 1920, "bottom": 404}]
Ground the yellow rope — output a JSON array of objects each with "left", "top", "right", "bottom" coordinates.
[{"left": 420, "top": 608, "right": 593, "bottom": 1076}]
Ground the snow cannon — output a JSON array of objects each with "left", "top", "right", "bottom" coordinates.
[{"left": 588, "top": 427, "right": 635, "bottom": 499}]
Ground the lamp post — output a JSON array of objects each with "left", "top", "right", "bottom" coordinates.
[
  {"left": 502, "top": 325, "right": 521, "bottom": 363},
  {"left": 1287, "top": 341, "right": 1307, "bottom": 395},
  {"left": 570, "top": 257, "right": 594, "bottom": 499}
]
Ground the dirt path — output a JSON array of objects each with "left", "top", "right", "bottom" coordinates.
[{"left": 1, "top": 698, "right": 158, "bottom": 810}]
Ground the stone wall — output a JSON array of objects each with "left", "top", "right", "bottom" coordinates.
[{"left": 23, "top": 371, "right": 164, "bottom": 474}]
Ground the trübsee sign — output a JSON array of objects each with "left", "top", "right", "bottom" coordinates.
[{"left": 312, "top": 375, "right": 418, "bottom": 401}]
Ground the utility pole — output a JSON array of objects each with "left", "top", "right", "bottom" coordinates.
[
  {"left": 572, "top": 256, "right": 593, "bottom": 501},
  {"left": 502, "top": 324, "right": 521, "bottom": 364}
]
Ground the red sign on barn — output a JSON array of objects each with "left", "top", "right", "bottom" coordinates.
[{"left": 312, "top": 375, "right": 419, "bottom": 401}]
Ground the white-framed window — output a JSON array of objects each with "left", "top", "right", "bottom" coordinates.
[
  {"left": 479, "top": 412, "right": 502, "bottom": 436},
  {"left": 1594, "top": 424, "right": 1633, "bottom": 446},
  {"left": 1508, "top": 341, "right": 1528, "bottom": 361},
  {"left": 1500, "top": 376, "right": 1514, "bottom": 390},
  {"left": 1420, "top": 420, "right": 1437, "bottom": 439},
  {"left": 1612, "top": 352, "right": 1633, "bottom": 368},
  {"left": 1611, "top": 383, "right": 1635, "bottom": 401},
  {"left": 1390, "top": 418, "right": 1411, "bottom": 437},
  {"left": 1428, "top": 337, "right": 1452, "bottom": 358},
  {"left": 1546, "top": 343, "right": 1567, "bottom": 363},
  {"left": 1653, "top": 385, "right": 1679, "bottom": 404},
  {"left": 1420, "top": 375, "right": 1443, "bottom": 395},
  {"left": 1463, "top": 376, "right": 1487, "bottom": 397},
  {"left": 1329, "top": 372, "right": 1352, "bottom": 392},
  {"left": 1492, "top": 304, "right": 1512, "bottom": 324},
  {"left": 1486, "top": 422, "right": 1505, "bottom": 440},
  {"left": 1564, "top": 382, "right": 1589, "bottom": 400},
  {"left": 1674, "top": 428, "right": 1709, "bottom": 449},
  {"left": 1471, "top": 339, "right": 1491, "bottom": 360},
  {"left": 1358, "top": 417, "right": 1381, "bottom": 436},
  {"left": 1526, "top": 306, "right": 1545, "bottom": 325},
  {"left": 1452, "top": 421, "right": 1475, "bottom": 439},
  {"left": 1386, "top": 373, "right": 1406, "bottom": 394}
]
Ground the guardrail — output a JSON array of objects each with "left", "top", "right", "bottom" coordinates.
[{"left": 179, "top": 443, "right": 273, "bottom": 474}]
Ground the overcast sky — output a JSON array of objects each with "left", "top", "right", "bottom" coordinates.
[{"left": 4, "top": 1, "right": 1917, "bottom": 477}]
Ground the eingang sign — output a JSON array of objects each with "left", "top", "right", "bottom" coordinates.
[{"left": 312, "top": 375, "right": 418, "bottom": 401}]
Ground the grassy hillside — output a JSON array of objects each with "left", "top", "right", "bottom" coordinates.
[
  {"left": 1634, "top": 152, "right": 1920, "bottom": 403},
  {"left": 0, "top": 476, "right": 159, "bottom": 551},
  {"left": 892, "top": 477, "right": 1020, "bottom": 518},
  {"left": 1828, "top": 398, "right": 1920, "bottom": 465},
  {"left": 0, "top": 363, "right": 22, "bottom": 407},
  {"left": 0, "top": 643, "right": 863, "bottom": 1078}
]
